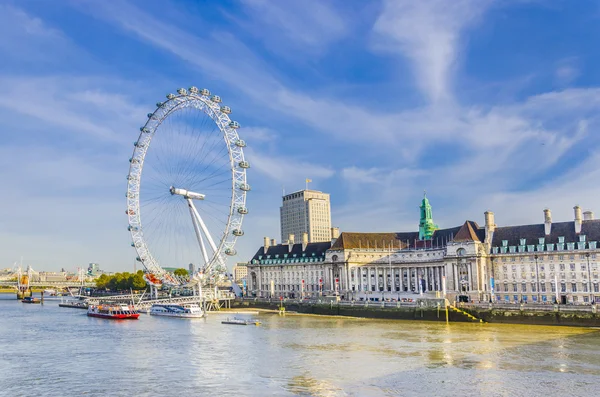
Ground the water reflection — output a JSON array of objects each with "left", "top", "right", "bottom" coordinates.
[{"left": 1, "top": 297, "right": 599, "bottom": 396}]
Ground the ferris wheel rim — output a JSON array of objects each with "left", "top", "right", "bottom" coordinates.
[{"left": 125, "top": 88, "right": 248, "bottom": 286}]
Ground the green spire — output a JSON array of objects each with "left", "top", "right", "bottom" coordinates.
[{"left": 419, "top": 191, "right": 438, "bottom": 240}]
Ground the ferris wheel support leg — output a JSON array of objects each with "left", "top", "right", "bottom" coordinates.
[
  {"left": 187, "top": 199, "right": 210, "bottom": 267},
  {"left": 189, "top": 200, "right": 218, "bottom": 253}
]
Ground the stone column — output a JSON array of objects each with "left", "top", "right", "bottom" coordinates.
[
  {"left": 467, "top": 262, "right": 472, "bottom": 292},
  {"left": 453, "top": 263, "right": 458, "bottom": 292},
  {"left": 414, "top": 268, "right": 418, "bottom": 292},
  {"left": 425, "top": 267, "right": 430, "bottom": 292},
  {"left": 399, "top": 267, "right": 403, "bottom": 292}
]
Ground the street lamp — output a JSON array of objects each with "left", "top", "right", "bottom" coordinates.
[
  {"left": 534, "top": 254, "right": 540, "bottom": 303},
  {"left": 586, "top": 252, "right": 592, "bottom": 304}
]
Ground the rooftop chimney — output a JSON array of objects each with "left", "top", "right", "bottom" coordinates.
[
  {"left": 263, "top": 237, "right": 270, "bottom": 254},
  {"left": 270, "top": 238, "right": 276, "bottom": 247},
  {"left": 484, "top": 211, "right": 496, "bottom": 245},
  {"left": 574, "top": 205, "right": 582, "bottom": 234},
  {"left": 288, "top": 234, "right": 295, "bottom": 252},
  {"left": 544, "top": 208, "right": 552, "bottom": 235},
  {"left": 302, "top": 232, "right": 308, "bottom": 251},
  {"left": 584, "top": 211, "right": 594, "bottom": 221},
  {"left": 331, "top": 227, "right": 340, "bottom": 244}
]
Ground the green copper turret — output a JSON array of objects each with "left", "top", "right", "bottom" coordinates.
[{"left": 418, "top": 192, "right": 439, "bottom": 240}]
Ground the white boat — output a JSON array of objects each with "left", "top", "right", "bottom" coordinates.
[{"left": 149, "top": 304, "right": 205, "bottom": 318}]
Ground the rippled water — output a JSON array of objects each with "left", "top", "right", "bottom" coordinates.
[{"left": 1, "top": 294, "right": 600, "bottom": 396}]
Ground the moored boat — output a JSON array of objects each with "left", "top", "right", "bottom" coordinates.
[
  {"left": 59, "top": 301, "right": 88, "bottom": 309},
  {"left": 87, "top": 304, "right": 139, "bottom": 320},
  {"left": 221, "top": 317, "right": 261, "bottom": 326},
  {"left": 149, "top": 304, "right": 204, "bottom": 318},
  {"left": 21, "top": 296, "right": 41, "bottom": 304}
]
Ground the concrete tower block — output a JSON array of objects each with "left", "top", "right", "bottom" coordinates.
[
  {"left": 544, "top": 208, "right": 552, "bottom": 236},
  {"left": 574, "top": 205, "right": 583, "bottom": 234}
]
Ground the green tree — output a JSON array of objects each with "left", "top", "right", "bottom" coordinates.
[
  {"left": 132, "top": 272, "right": 147, "bottom": 290},
  {"left": 95, "top": 274, "right": 110, "bottom": 289},
  {"left": 173, "top": 268, "right": 189, "bottom": 277}
]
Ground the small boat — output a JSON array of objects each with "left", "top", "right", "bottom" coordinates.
[
  {"left": 59, "top": 301, "right": 88, "bottom": 309},
  {"left": 87, "top": 304, "right": 139, "bottom": 320},
  {"left": 149, "top": 304, "right": 204, "bottom": 318},
  {"left": 221, "top": 317, "right": 261, "bottom": 326},
  {"left": 21, "top": 297, "right": 41, "bottom": 304}
]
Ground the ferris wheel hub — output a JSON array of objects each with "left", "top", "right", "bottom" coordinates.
[{"left": 169, "top": 186, "right": 206, "bottom": 200}]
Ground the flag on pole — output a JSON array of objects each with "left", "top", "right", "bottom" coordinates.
[{"left": 306, "top": 178, "right": 312, "bottom": 183}]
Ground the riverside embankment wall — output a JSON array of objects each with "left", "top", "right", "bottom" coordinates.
[{"left": 233, "top": 300, "right": 600, "bottom": 327}]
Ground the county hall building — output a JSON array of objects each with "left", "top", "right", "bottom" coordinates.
[{"left": 246, "top": 195, "right": 600, "bottom": 304}]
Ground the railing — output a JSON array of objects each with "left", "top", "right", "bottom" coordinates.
[
  {"left": 458, "top": 301, "right": 598, "bottom": 314},
  {"left": 86, "top": 290, "right": 235, "bottom": 311}
]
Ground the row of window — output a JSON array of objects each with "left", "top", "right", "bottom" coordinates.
[
  {"left": 496, "top": 295, "right": 600, "bottom": 303},
  {"left": 498, "top": 272, "right": 598, "bottom": 281},
  {"left": 501, "top": 263, "right": 598, "bottom": 272},
  {"left": 499, "top": 282, "right": 600, "bottom": 293}
]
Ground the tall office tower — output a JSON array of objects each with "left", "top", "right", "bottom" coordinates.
[{"left": 280, "top": 189, "right": 332, "bottom": 243}]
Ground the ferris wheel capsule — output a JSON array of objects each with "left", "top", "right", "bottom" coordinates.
[
  {"left": 239, "top": 183, "right": 251, "bottom": 191},
  {"left": 224, "top": 248, "right": 237, "bottom": 256},
  {"left": 166, "top": 93, "right": 176, "bottom": 99},
  {"left": 232, "top": 229, "right": 244, "bottom": 236},
  {"left": 238, "top": 161, "right": 250, "bottom": 169},
  {"left": 211, "top": 95, "right": 222, "bottom": 103},
  {"left": 235, "top": 139, "right": 246, "bottom": 147},
  {"left": 220, "top": 106, "right": 231, "bottom": 114},
  {"left": 229, "top": 121, "right": 240, "bottom": 129},
  {"left": 177, "top": 88, "right": 187, "bottom": 95},
  {"left": 237, "top": 207, "right": 248, "bottom": 215},
  {"left": 189, "top": 86, "right": 199, "bottom": 94},
  {"left": 200, "top": 88, "right": 210, "bottom": 96}
]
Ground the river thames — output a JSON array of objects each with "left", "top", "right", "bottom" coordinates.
[{"left": 1, "top": 295, "right": 599, "bottom": 396}]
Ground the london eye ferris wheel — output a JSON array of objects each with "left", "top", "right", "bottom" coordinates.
[{"left": 126, "top": 87, "right": 249, "bottom": 288}]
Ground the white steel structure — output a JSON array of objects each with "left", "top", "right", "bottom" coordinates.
[{"left": 126, "top": 87, "right": 249, "bottom": 289}]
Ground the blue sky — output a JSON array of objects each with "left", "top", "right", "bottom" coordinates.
[{"left": 2, "top": 0, "right": 600, "bottom": 272}]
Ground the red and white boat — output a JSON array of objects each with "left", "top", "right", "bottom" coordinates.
[{"left": 87, "top": 304, "right": 140, "bottom": 320}]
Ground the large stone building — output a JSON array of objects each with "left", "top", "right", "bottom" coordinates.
[
  {"left": 248, "top": 195, "right": 600, "bottom": 304},
  {"left": 280, "top": 189, "right": 333, "bottom": 243}
]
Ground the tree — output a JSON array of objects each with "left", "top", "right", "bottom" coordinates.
[
  {"left": 95, "top": 274, "right": 110, "bottom": 289},
  {"left": 132, "top": 272, "right": 147, "bottom": 290},
  {"left": 173, "top": 268, "right": 189, "bottom": 277}
]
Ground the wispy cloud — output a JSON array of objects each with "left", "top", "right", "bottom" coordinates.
[
  {"left": 238, "top": 0, "right": 348, "bottom": 53},
  {"left": 372, "top": 0, "right": 493, "bottom": 103},
  {"left": 247, "top": 147, "right": 335, "bottom": 184}
]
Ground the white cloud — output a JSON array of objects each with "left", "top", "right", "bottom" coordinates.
[
  {"left": 554, "top": 57, "right": 580, "bottom": 86},
  {"left": 372, "top": 0, "right": 493, "bottom": 103},
  {"left": 238, "top": 0, "right": 348, "bottom": 53},
  {"left": 246, "top": 147, "right": 335, "bottom": 184}
]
